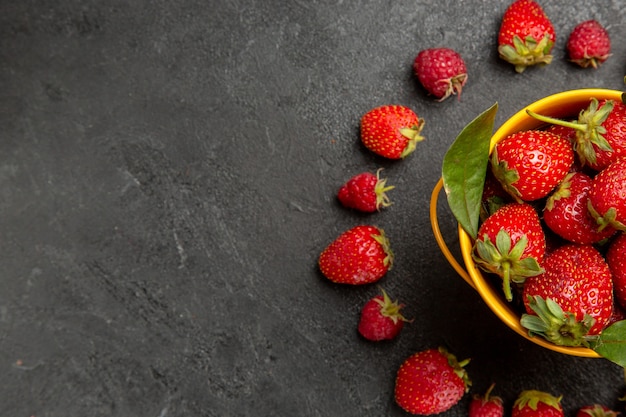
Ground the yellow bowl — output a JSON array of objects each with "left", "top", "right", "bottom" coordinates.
[{"left": 431, "top": 88, "right": 624, "bottom": 358}]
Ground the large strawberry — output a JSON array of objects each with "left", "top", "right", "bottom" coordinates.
[
  {"left": 473, "top": 203, "right": 546, "bottom": 302},
  {"left": 521, "top": 244, "right": 613, "bottom": 345},
  {"left": 607, "top": 233, "right": 626, "bottom": 311},
  {"left": 357, "top": 288, "right": 409, "bottom": 341},
  {"left": 498, "top": 0, "right": 556, "bottom": 73},
  {"left": 512, "top": 390, "right": 564, "bottom": 417},
  {"left": 588, "top": 159, "right": 626, "bottom": 232},
  {"left": 360, "top": 105, "right": 425, "bottom": 159},
  {"left": 469, "top": 384, "right": 504, "bottom": 417},
  {"left": 490, "top": 130, "right": 574, "bottom": 202},
  {"left": 337, "top": 169, "right": 394, "bottom": 213},
  {"left": 318, "top": 225, "right": 393, "bottom": 285},
  {"left": 413, "top": 47, "right": 468, "bottom": 101},
  {"left": 394, "top": 347, "right": 470, "bottom": 415},
  {"left": 543, "top": 172, "right": 617, "bottom": 244},
  {"left": 567, "top": 20, "right": 611, "bottom": 69}
]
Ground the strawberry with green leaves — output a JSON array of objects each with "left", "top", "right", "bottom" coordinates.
[
  {"left": 358, "top": 288, "right": 410, "bottom": 341},
  {"left": 490, "top": 130, "right": 574, "bottom": 202},
  {"left": 512, "top": 390, "right": 564, "bottom": 417},
  {"left": 318, "top": 225, "right": 393, "bottom": 285},
  {"left": 607, "top": 233, "right": 626, "bottom": 311},
  {"left": 588, "top": 159, "right": 626, "bottom": 232},
  {"left": 413, "top": 47, "right": 468, "bottom": 101},
  {"left": 473, "top": 203, "right": 546, "bottom": 302},
  {"left": 498, "top": 0, "right": 556, "bottom": 73},
  {"left": 469, "top": 384, "right": 504, "bottom": 417},
  {"left": 360, "top": 105, "right": 425, "bottom": 159},
  {"left": 567, "top": 20, "right": 611, "bottom": 69},
  {"left": 576, "top": 404, "right": 619, "bottom": 417},
  {"left": 395, "top": 347, "right": 470, "bottom": 415},
  {"left": 337, "top": 169, "right": 394, "bottom": 213}
]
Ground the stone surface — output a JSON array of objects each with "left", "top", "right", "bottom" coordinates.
[{"left": 1, "top": 1, "right": 626, "bottom": 416}]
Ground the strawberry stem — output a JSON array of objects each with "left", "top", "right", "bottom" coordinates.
[{"left": 502, "top": 261, "right": 513, "bottom": 302}]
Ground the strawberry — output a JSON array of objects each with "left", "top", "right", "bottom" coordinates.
[
  {"left": 512, "top": 390, "right": 564, "bottom": 417},
  {"left": 567, "top": 20, "right": 611, "bottom": 69},
  {"left": 360, "top": 105, "right": 425, "bottom": 159},
  {"left": 521, "top": 244, "right": 613, "bottom": 345},
  {"left": 490, "top": 130, "right": 574, "bottom": 202},
  {"left": 357, "top": 288, "right": 410, "bottom": 341},
  {"left": 497, "top": 0, "right": 556, "bottom": 73},
  {"left": 413, "top": 47, "right": 468, "bottom": 101},
  {"left": 607, "top": 233, "right": 626, "bottom": 311},
  {"left": 469, "top": 384, "right": 504, "bottom": 417},
  {"left": 577, "top": 404, "right": 619, "bottom": 417},
  {"left": 473, "top": 203, "right": 546, "bottom": 301},
  {"left": 318, "top": 225, "right": 393, "bottom": 285},
  {"left": 337, "top": 169, "right": 394, "bottom": 213},
  {"left": 588, "top": 159, "right": 626, "bottom": 232},
  {"left": 394, "top": 347, "right": 470, "bottom": 415},
  {"left": 543, "top": 172, "right": 617, "bottom": 244}
]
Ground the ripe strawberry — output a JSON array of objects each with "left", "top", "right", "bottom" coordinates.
[
  {"left": 607, "top": 233, "right": 626, "bottom": 311},
  {"left": 357, "top": 288, "right": 410, "bottom": 341},
  {"left": 473, "top": 203, "right": 546, "bottom": 302},
  {"left": 522, "top": 244, "right": 613, "bottom": 345},
  {"left": 512, "top": 390, "right": 564, "bottom": 417},
  {"left": 337, "top": 169, "right": 394, "bottom": 213},
  {"left": 318, "top": 225, "right": 393, "bottom": 285},
  {"left": 546, "top": 123, "right": 576, "bottom": 143},
  {"left": 491, "top": 130, "right": 574, "bottom": 202},
  {"left": 469, "top": 384, "right": 504, "bottom": 417},
  {"left": 577, "top": 404, "right": 619, "bottom": 417},
  {"left": 498, "top": 0, "right": 556, "bottom": 73},
  {"left": 395, "top": 347, "right": 470, "bottom": 415},
  {"left": 360, "top": 105, "right": 425, "bottom": 159},
  {"left": 543, "top": 172, "right": 617, "bottom": 244},
  {"left": 413, "top": 47, "right": 468, "bottom": 101},
  {"left": 567, "top": 20, "right": 611, "bottom": 69},
  {"left": 588, "top": 159, "right": 626, "bottom": 232}
]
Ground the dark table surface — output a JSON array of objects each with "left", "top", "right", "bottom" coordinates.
[{"left": 2, "top": 1, "right": 626, "bottom": 416}]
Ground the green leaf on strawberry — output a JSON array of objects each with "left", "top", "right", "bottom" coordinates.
[{"left": 443, "top": 103, "right": 498, "bottom": 239}]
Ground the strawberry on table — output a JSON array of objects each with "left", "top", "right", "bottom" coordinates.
[
  {"left": 588, "top": 159, "right": 626, "bottom": 231},
  {"left": 413, "top": 47, "right": 468, "bottom": 101},
  {"left": 360, "top": 105, "right": 425, "bottom": 159},
  {"left": 498, "top": 0, "right": 556, "bottom": 73},
  {"left": 395, "top": 347, "right": 470, "bottom": 415},
  {"left": 512, "top": 390, "right": 564, "bottom": 417},
  {"left": 318, "top": 225, "right": 393, "bottom": 285},
  {"left": 337, "top": 169, "right": 394, "bottom": 213},
  {"left": 357, "top": 288, "right": 410, "bottom": 341},
  {"left": 473, "top": 203, "right": 546, "bottom": 302},
  {"left": 469, "top": 383, "right": 504, "bottom": 417},
  {"left": 567, "top": 20, "right": 611, "bottom": 69},
  {"left": 607, "top": 233, "right": 626, "bottom": 311},
  {"left": 577, "top": 404, "right": 619, "bottom": 417}
]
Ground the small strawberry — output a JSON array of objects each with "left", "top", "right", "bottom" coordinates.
[
  {"left": 576, "top": 404, "right": 619, "bottom": 417},
  {"left": 491, "top": 130, "right": 574, "bottom": 202},
  {"left": 469, "top": 384, "right": 504, "bottom": 417},
  {"left": 413, "top": 47, "right": 468, "bottom": 101},
  {"left": 588, "top": 159, "right": 626, "bottom": 232},
  {"left": 473, "top": 203, "right": 546, "bottom": 301},
  {"left": 360, "top": 105, "right": 425, "bottom": 159},
  {"left": 498, "top": 0, "right": 556, "bottom": 73},
  {"left": 395, "top": 347, "right": 471, "bottom": 415},
  {"left": 521, "top": 244, "right": 614, "bottom": 345},
  {"left": 357, "top": 288, "right": 410, "bottom": 341},
  {"left": 318, "top": 225, "right": 393, "bottom": 285},
  {"left": 512, "top": 390, "right": 564, "bottom": 417},
  {"left": 607, "top": 233, "right": 626, "bottom": 311},
  {"left": 567, "top": 20, "right": 611, "bottom": 69},
  {"left": 543, "top": 172, "right": 617, "bottom": 244},
  {"left": 337, "top": 169, "right": 394, "bottom": 213}
]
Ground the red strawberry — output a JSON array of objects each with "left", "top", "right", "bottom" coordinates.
[
  {"left": 546, "top": 123, "right": 577, "bottom": 143},
  {"left": 360, "top": 105, "right": 425, "bottom": 159},
  {"left": 588, "top": 159, "right": 626, "bottom": 232},
  {"left": 480, "top": 169, "right": 512, "bottom": 221},
  {"left": 318, "top": 225, "right": 393, "bottom": 285},
  {"left": 543, "top": 172, "right": 617, "bottom": 244},
  {"left": 357, "top": 288, "right": 410, "bottom": 341},
  {"left": 512, "top": 390, "right": 564, "bottom": 417},
  {"left": 337, "top": 169, "right": 394, "bottom": 213},
  {"left": 413, "top": 47, "right": 468, "bottom": 101},
  {"left": 394, "top": 347, "right": 470, "bottom": 415},
  {"left": 498, "top": 0, "right": 556, "bottom": 73},
  {"left": 469, "top": 384, "right": 504, "bottom": 417},
  {"left": 522, "top": 244, "right": 613, "bottom": 344},
  {"left": 607, "top": 233, "right": 626, "bottom": 311},
  {"left": 473, "top": 203, "right": 546, "bottom": 301},
  {"left": 567, "top": 20, "right": 611, "bottom": 69},
  {"left": 491, "top": 130, "right": 574, "bottom": 202},
  {"left": 576, "top": 404, "right": 619, "bottom": 417}
]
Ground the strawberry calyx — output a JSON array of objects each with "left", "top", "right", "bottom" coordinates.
[
  {"left": 398, "top": 118, "right": 426, "bottom": 158},
  {"left": 498, "top": 34, "right": 554, "bottom": 73},
  {"left": 520, "top": 295, "right": 597, "bottom": 347},
  {"left": 436, "top": 73, "right": 468, "bottom": 102},
  {"left": 371, "top": 229, "right": 394, "bottom": 269},
  {"left": 514, "top": 390, "right": 563, "bottom": 412},
  {"left": 587, "top": 202, "right": 626, "bottom": 232},
  {"left": 579, "top": 404, "right": 620, "bottom": 417},
  {"left": 374, "top": 288, "right": 411, "bottom": 325},
  {"left": 545, "top": 173, "right": 573, "bottom": 211},
  {"left": 490, "top": 147, "right": 523, "bottom": 203},
  {"left": 373, "top": 169, "right": 395, "bottom": 210},
  {"left": 473, "top": 229, "right": 544, "bottom": 301},
  {"left": 438, "top": 346, "right": 472, "bottom": 393}
]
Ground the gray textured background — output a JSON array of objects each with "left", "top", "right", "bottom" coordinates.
[{"left": 2, "top": 1, "right": 626, "bottom": 416}]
